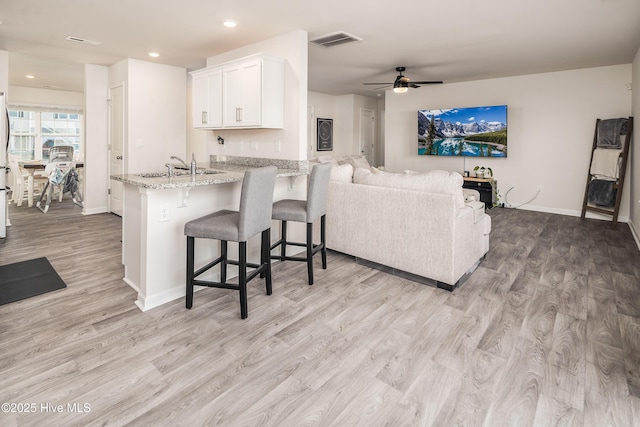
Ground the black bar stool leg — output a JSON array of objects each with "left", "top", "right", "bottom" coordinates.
[
  {"left": 186, "top": 236, "right": 195, "bottom": 309},
  {"left": 280, "top": 221, "right": 288, "bottom": 261},
  {"left": 220, "top": 240, "right": 228, "bottom": 284},
  {"left": 306, "top": 222, "right": 314, "bottom": 285},
  {"left": 239, "top": 241, "right": 248, "bottom": 319},
  {"left": 262, "top": 229, "right": 273, "bottom": 295},
  {"left": 321, "top": 215, "right": 327, "bottom": 269}
]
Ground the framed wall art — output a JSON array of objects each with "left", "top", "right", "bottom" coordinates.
[
  {"left": 317, "top": 118, "right": 333, "bottom": 151},
  {"left": 418, "top": 105, "right": 508, "bottom": 157}
]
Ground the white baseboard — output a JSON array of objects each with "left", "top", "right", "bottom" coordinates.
[
  {"left": 82, "top": 206, "right": 109, "bottom": 215},
  {"left": 512, "top": 204, "right": 629, "bottom": 223},
  {"left": 629, "top": 221, "right": 640, "bottom": 251}
]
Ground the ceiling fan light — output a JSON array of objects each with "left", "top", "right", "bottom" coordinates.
[{"left": 393, "top": 87, "right": 408, "bottom": 94}]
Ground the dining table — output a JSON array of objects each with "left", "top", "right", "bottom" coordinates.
[{"left": 19, "top": 161, "right": 84, "bottom": 208}]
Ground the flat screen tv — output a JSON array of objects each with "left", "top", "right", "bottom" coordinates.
[{"left": 418, "top": 105, "right": 507, "bottom": 157}]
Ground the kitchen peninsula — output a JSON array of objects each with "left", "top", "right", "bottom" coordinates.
[{"left": 111, "top": 156, "right": 309, "bottom": 311}]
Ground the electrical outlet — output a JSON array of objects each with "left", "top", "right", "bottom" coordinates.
[
  {"left": 250, "top": 141, "right": 258, "bottom": 151},
  {"left": 537, "top": 186, "right": 543, "bottom": 193},
  {"left": 159, "top": 205, "right": 170, "bottom": 222},
  {"left": 274, "top": 140, "right": 281, "bottom": 152}
]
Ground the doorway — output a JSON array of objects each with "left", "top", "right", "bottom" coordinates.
[
  {"left": 360, "top": 108, "right": 375, "bottom": 165},
  {"left": 108, "top": 84, "right": 124, "bottom": 216}
]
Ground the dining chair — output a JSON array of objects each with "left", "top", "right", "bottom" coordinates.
[{"left": 8, "top": 158, "right": 48, "bottom": 207}]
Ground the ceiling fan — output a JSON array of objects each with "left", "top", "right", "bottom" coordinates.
[{"left": 363, "top": 67, "right": 443, "bottom": 93}]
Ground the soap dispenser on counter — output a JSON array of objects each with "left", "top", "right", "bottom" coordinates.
[{"left": 190, "top": 153, "right": 197, "bottom": 175}]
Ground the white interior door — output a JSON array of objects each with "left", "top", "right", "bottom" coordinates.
[
  {"left": 109, "top": 84, "right": 124, "bottom": 216},
  {"left": 360, "top": 108, "right": 375, "bottom": 165}
]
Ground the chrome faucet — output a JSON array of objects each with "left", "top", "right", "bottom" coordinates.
[
  {"left": 165, "top": 163, "right": 175, "bottom": 177},
  {"left": 170, "top": 156, "right": 189, "bottom": 169}
]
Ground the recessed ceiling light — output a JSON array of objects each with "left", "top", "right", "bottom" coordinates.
[
  {"left": 148, "top": 52, "right": 160, "bottom": 58},
  {"left": 223, "top": 19, "right": 237, "bottom": 28},
  {"left": 25, "top": 75, "right": 35, "bottom": 79}
]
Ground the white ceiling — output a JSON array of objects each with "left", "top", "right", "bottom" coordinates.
[{"left": 1, "top": 0, "right": 639, "bottom": 98}]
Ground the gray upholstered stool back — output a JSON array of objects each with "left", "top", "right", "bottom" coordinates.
[
  {"left": 305, "top": 162, "right": 333, "bottom": 223},
  {"left": 238, "top": 166, "right": 278, "bottom": 241}
]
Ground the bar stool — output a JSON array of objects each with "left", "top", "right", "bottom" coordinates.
[
  {"left": 270, "top": 162, "right": 333, "bottom": 285},
  {"left": 184, "top": 166, "right": 277, "bottom": 319}
]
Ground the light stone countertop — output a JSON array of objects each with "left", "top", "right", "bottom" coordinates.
[{"left": 110, "top": 159, "right": 308, "bottom": 190}]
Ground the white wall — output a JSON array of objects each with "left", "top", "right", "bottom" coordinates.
[
  {"left": 128, "top": 60, "right": 186, "bottom": 173},
  {"left": 630, "top": 47, "right": 640, "bottom": 243},
  {"left": 186, "top": 76, "right": 208, "bottom": 162},
  {"left": 307, "top": 92, "right": 381, "bottom": 162},
  {"left": 190, "top": 30, "right": 308, "bottom": 161},
  {"left": 0, "top": 50, "right": 7, "bottom": 95},
  {"left": 308, "top": 91, "right": 346, "bottom": 158},
  {"left": 8, "top": 86, "right": 83, "bottom": 108},
  {"left": 110, "top": 59, "right": 186, "bottom": 174},
  {"left": 84, "top": 64, "right": 110, "bottom": 214},
  {"left": 385, "top": 65, "right": 633, "bottom": 220}
]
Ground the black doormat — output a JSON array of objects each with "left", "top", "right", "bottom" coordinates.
[{"left": 0, "top": 257, "right": 67, "bottom": 305}]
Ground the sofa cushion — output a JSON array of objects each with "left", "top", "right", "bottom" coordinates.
[
  {"left": 350, "top": 156, "right": 371, "bottom": 170},
  {"left": 353, "top": 168, "right": 465, "bottom": 208},
  {"left": 330, "top": 163, "right": 353, "bottom": 183},
  {"left": 321, "top": 158, "right": 339, "bottom": 167},
  {"left": 467, "top": 200, "right": 486, "bottom": 223}
]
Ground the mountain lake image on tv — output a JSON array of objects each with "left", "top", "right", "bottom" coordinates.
[{"left": 418, "top": 105, "right": 507, "bottom": 157}]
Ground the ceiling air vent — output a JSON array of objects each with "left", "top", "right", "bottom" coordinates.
[
  {"left": 310, "top": 31, "right": 362, "bottom": 48},
  {"left": 65, "top": 36, "right": 102, "bottom": 46}
]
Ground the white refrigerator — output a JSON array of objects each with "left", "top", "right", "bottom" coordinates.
[{"left": 1, "top": 91, "right": 8, "bottom": 241}]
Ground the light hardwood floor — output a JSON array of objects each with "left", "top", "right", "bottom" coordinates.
[{"left": 1, "top": 202, "right": 640, "bottom": 426}]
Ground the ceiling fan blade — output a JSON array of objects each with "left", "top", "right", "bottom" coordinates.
[
  {"left": 363, "top": 82, "right": 393, "bottom": 85},
  {"left": 409, "top": 80, "right": 443, "bottom": 85}
]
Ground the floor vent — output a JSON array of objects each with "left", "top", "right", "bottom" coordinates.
[{"left": 310, "top": 31, "right": 362, "bottom": 48}]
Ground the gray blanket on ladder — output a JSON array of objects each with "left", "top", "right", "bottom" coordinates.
[
  {"left": 597, "top": 118, "right": 627, "bottom": 148},
  {"left": 588, "top": 179, "right": 616, "bottom": 207}
]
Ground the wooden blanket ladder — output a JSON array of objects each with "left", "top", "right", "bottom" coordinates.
[{"left": 580, "top": 116, "right": 633, "bottom": 226}]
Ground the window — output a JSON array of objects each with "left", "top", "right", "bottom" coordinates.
[{"left": 8, "top": 108, "right": 83, "bottom": 161}]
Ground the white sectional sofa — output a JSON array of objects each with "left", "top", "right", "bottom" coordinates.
[{"left": 323, "top": 161, "right": 491, "bottom": 290}]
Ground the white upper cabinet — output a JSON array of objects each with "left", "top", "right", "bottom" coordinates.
[
  {"left": 190, "top": 53, "right": 285, "bottom": 129},
  {"left": 223, "top": 59, "right": 261, "bottom": 127},
  {"left": 191, "top": 67, "right": 222, "bottom": 129}
]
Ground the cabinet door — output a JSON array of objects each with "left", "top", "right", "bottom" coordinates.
[
  {"left": 205, "top": 69, "right": 222, "bottom": 128},
  {"left": 223, "top": 59, "right": 261, "bottom": 127},
  {"left": 222, "top": 66, "right": 242, "bottom": 127},
  {"left": 192, "top": 68, "right": 222, "bottom": 129},
  {"left": 238, "top": 60, "right": 261, "bottom": 126},
  {"left": 192, "top": 73, "right": 209, "bottom": 128}
]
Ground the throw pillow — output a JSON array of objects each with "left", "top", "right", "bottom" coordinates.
[{"left": 330, "top": 163, "right": 353, "bottom": 183}]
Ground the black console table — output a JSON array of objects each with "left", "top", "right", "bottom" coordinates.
[{"left": 463, "top": 177, "right": 496, "bottom": 209}]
